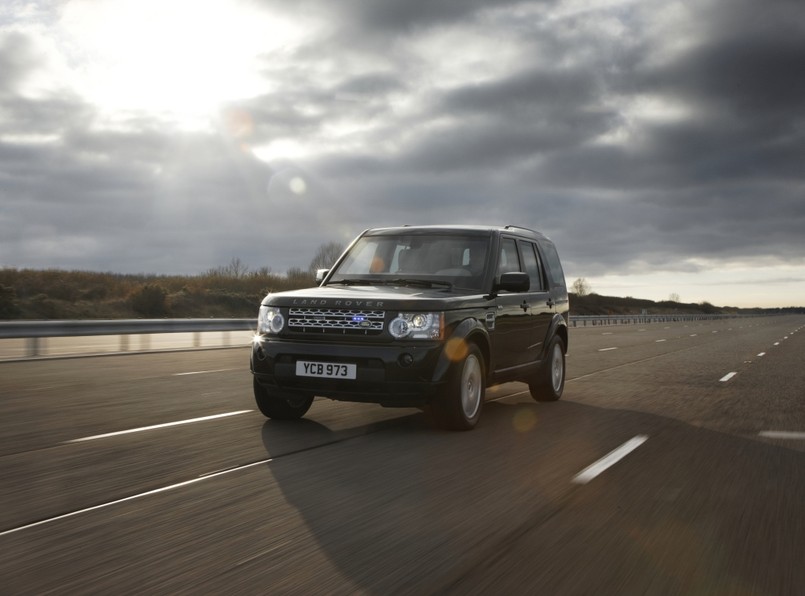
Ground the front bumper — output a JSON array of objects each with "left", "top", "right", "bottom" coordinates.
[{"left": 250, "top": 337, "right": 449, "bottom": 407}]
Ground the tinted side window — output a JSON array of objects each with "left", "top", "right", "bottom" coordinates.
[
  {"left": 498, "top": 238, "right": 520, "bottom": 274},
  {"left": 518, "top": 240, "right": 545, "bottom": 292},
  {"left": 540, "top": 241, "right": 566, "bottom": 287}
]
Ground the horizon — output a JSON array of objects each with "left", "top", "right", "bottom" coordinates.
[{"left": 2, "top": 264, "right": 803, "bottom": 312}]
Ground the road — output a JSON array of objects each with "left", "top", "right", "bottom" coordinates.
[{"left": 1, "top": 316, "right": 804, "bottom": 594}]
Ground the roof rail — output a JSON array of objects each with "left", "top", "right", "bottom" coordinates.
[{"left": 504, "top": 225, "right": 538, "bottom": 234}]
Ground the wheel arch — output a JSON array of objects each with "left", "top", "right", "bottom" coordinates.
[
  {"left": 549, "top": 314, "right": 569, "bottom": 354},
  {"left": 432, "top": 316, "right": 491, "bottom": 383}
]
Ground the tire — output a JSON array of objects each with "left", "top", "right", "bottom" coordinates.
[
  {"left": 529, "top": 335, "right": 565, "bottom": 402},
  {"left": 253, "top": 377, "right": 314, "bottom": 420},
  {"left": 431, "top": 343, "right": 485, "bottom": 431}
]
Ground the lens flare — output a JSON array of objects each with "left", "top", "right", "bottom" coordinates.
[
  {"left": 444, "top": 338, "right": 468, "bottom": 362},
  {"left": 289, "top": 176, "right": 307, "bottom": 195},
  {"left": 513, "top": 407, "right": 538, "bottom": 433}
]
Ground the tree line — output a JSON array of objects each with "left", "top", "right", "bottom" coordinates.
[{"left": 0, "top": 242, "right": 346, "bottom": 320}]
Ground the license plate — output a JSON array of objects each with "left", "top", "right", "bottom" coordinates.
[{"left": 296, "top": 360, "right": 357, "bottom": 379}]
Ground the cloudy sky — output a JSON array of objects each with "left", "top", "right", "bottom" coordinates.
[{"left": 1, "top": 0, "right": 804, "bottom": 307}]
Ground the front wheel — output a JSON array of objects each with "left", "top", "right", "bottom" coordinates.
[
  {"left": 253, "top": 378, "right": 314, "bottom": 420},
  {"left": 529, "top": 335, "right": 565, "bottom": 402},
  {"left": 431, "top": 343, "right": 485, "bottom": 431}
]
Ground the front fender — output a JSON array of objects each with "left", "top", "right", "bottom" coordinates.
[{"left": 431, "top": 317, "right": 490, "bottom": 383}]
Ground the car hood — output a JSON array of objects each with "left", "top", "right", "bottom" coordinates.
[{"left": 262, "top": 284, "right": 486, "bottom": 311}]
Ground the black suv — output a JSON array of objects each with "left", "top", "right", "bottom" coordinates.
[{"left": 250, "top": 225, "right": 569, "bottom": 430}]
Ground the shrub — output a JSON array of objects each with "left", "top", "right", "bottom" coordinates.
[
  {"left": 0, "top": 285, "right": 20, "bottom": 319},
  {"left": 130, "top": 284, "right": 169, "bottom": 317}
]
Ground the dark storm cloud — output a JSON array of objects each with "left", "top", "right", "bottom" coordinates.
[
  {"left": 345, "top": 0, "right": 525, "bottom": 32},
  {"left": 259, "top": 0, "right": 524, "bottom": 33}
]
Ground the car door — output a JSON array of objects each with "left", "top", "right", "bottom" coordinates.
[
  {"left": 517, "top": 239, "right": 553, "bottom": 363},
  {"left": 492, "top": 237, "right": 533, "bottom": 374},
  {"left": 538, "top": 239, "right": 570, "bottom": 319}
]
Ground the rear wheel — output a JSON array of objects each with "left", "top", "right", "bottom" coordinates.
[
  {"left": 431, "top": 343, "right": 485, "bottom": 431},
  {"left": 529, "top": 335, "right": 565, "bottom": 402},
  {"left": 253, "top": 378, "right": 314, "bottom": 420}
]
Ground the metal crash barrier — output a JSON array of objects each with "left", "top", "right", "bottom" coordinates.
[
  {"left": 570, "top": 314, "right": 749, "bottom": 327},
  {"left": 0, "top": 319, "right": 255, "bottom": 359}
]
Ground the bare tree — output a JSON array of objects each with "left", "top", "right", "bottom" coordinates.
[
  {"left": 669, "top": 293, "right": 680, "bottom": 302},
  {"left": 225, "top": 257, "right": 249, "bottom": 279},
  {"left": 308, "top": 241, "right": 345, "bottom": 273},
  {"left": 572, "top": 277, "right": 590, "bottom": 296}
]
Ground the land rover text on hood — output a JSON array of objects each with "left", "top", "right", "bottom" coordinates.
[{"left": 250, "top": 225, "right": 569, "bottom": 430}]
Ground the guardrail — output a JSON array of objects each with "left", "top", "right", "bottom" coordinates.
[
  {"left": 570, "top": 314, "right": 746, "bottom": 327},
  {"left": 0, "top": 319, "right": 255, "bottom": 358},
  {"left": 0, "top": 314, "right": 756, "bottom": 359}
]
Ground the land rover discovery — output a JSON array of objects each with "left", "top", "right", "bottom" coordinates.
[{"left": 250, "top": 225, "right": 569, "bottom": 430}]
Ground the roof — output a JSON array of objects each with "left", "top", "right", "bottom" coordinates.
[{"left": 363, "top": 224, "right": 549, "bottom": 241}]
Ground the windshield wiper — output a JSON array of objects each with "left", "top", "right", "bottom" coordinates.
[
  {"left": 385, "top": 278, "right": 453, "bottom": 289},
  {"left": 328, "top": 277, "right": 453, "bottom": 289},
  {"left": 326, "top": 278, "right": 377, "bottom": 286}
]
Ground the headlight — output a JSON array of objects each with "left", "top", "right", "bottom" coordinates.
[
  {"left": 258, "top": 305, "right": 285, "bottom": 334},
  {"left": 389, "top": 312, "right": 443, "bottom": 340}
]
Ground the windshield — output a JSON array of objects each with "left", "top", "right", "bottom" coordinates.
[{"left": 328, "top": 233, "right": 490, "bottom": 291}]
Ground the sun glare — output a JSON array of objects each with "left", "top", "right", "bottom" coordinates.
[{"left": 59, "top": 0, "right": 303, "bottom": 129}]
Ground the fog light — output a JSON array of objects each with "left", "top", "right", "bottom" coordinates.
[{"left": 398, "top": 353, "right": 414, "bottom": 367}]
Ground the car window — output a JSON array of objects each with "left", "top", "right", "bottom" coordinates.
[
  {"left": 498, "top": 238, "right": 520, "bottom": 275},
  {"left": 540, "top": 241, "right": 566, "bottom": 287},
  {"left": 518, "top": 240, "right": 545, "bottom": 292},
  {"left": 330, "top": 233, "right": 490, "bottom": 291}
]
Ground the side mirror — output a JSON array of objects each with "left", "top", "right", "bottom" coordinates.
[
  {"left": 496, "top": 272, "right": 530, "bottom": 293},
  {"left": 315, "top": 268, "right": 329, "bottom": 283}
]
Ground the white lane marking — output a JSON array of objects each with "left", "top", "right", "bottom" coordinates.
[
  {"left": 572, "top": 435, "right": 649, "bottom": 485},
  {"left": 655, "top": 339, "right": 666, "bottom": 343},
  {"left": 0, "top": 458, "right": 271, "bottom": 537},
  {"left": 774, "top": 342, "right": 780, "bottom": 346},
  {"left": 759, "top": 431, "right": 805, "bottom": 440},
  {"left": 602, "top": 332, "right": 613, "bottom": 335},
  {"left": 598, "top": 347, "right": 618, "bottom": 352},
  {"left": 719, "top": 372, "right": 737, "bottom": 382},
  {"left": 174, "top": 368, "right": 237, "bottom": 376},
  {"left": 757, "top": 352, "right": 766, "bottom": 357},
  {"left": 690, "top": 334, "right": 698, "bottom": 337},
  {"left": 68, "top": 411, "right": 253, "bottom": 443}
]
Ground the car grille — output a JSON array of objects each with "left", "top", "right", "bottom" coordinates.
[{"left": 288, "top": 308, "right": 385, "bottom": 335}]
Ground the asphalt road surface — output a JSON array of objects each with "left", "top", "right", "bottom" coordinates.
[{"left": 1, "top": 316, "right": 804, "bottom": 594}]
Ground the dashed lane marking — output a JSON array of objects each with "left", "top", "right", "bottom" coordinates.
[
  {"left": 719, "top": 372, "right": 738, "bottom": 382},
  {"left": 0, "top": 458, "right": 270, "bottom": 537},
  {"left": 759, "top": 431, "right": 805, "bottom": 440},
  {"left": 67, "top": 411, "right": 253, "bottom": 443},
  {"left": 173, "top": 368, "right": 237, "bottom": 376},
  {"left": 572, "top": 435, "right": 649, "bottom": 485}
]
